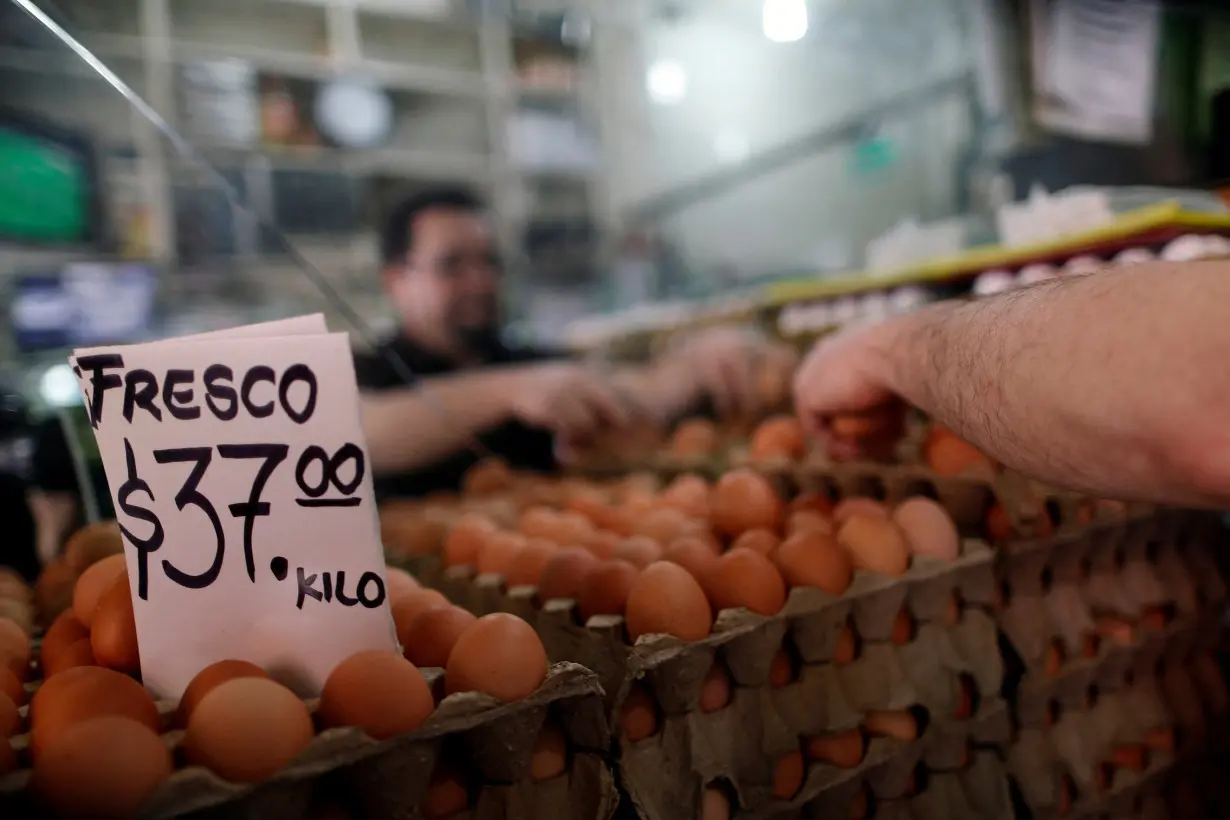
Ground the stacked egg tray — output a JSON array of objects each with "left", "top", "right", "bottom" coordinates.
[
  {"left": 0, "top": 662, "right": 616, "bottom": 820},
  {"left": 988, "top": 475, "right": 1230, "bottom": 819},
  {"left": 392, "top": 465, "right": 1015, "bottom": 819},
  {"left": 767, "top": 748, "right": 1014, "bottom": 820}
]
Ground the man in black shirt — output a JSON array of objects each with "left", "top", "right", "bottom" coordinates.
[
  {"left": 356, "top": 187, "right": 786, "bottom": 498},
  {"left": 0, "top": 386, "right": 47, "bottom": 582}
]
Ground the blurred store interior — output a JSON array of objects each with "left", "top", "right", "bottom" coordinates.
[{"left": 0, "top": 0, "right": 1228, "bottom": 407}]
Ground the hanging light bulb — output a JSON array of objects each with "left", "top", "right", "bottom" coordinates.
[
  {"left": 763, "top": 0, "right": 808, "bottom": 43},
  {"left": 646, "top": 59, "right": 687, "bottom": 105}
]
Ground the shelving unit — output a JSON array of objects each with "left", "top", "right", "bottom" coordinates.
[{"left": 0, "top": 0, "right": 609, "bottom": 331}]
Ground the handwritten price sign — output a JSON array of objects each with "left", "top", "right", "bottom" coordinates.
[{"left": 72, "top": 316, "right": 397, "bottom": 698}]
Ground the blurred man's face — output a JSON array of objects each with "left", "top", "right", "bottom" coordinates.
[{"left": 385, "top": 208, "right": 502, "bottom": 354}]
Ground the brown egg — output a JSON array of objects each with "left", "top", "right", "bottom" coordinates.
[
  {"left": 72, "top": 554, "right": 126, "bottom": 628},
  {"left": 711, "top": 470, "right": 783, "bottom": 537},
  {"left": 926, "top": 433, "right": 995, "bottom": 478},
  {"left": 662, "top": 537, "right": 720, "bottom": 582},
  {"left": 384, "top": 567, "right": 421, "bottom": 604},
  {"left": 401, "top": 606, "right": 476, "bottom": 669},
  {"left": 625, "top": 562, "right": 713, "bottom": 642},
  {"left": 529, "top": 724, "right": 568, "bottom": 782},
  {"left": 787, "top": 492, "right": 834, "bottom": 518},
  {"left": 0, "top": 692, "right": 18, "bottom": 738},
  {"left": 44, "top": 638, "right": 96, "bottom": 678},
  {"left": 837, "top": 515, "right": 910, "bottom": 576},
  {"left": 831, "top": 408, "right": 895, "bottom": 439},
  {"left": 707, "top": 548, "right": 787, "bottom": 616},
  {"left": 892, "top": 497, "right": 960, "bottom": 561},
  {"left": 29, "top": 666, "right": 111, "bottom": 726},
  {"left": 32, "top": 716, "right": 172, "bottom": 819},
  {"left": 41, "top": 611, "right": 89, "bottom": 673},
  {"left": 832, "top": 624, "right": 858, "bottom": 664},
  {"left": 64, "top": 521, "right": 124, "bottom": 575},
  {"left": 787, "top": 510, "right": 832, "bottom": 536},
  {"left": 731, "top": 528, "right": 780, "bottom": 556},
  {"left": 986, "top": 503, "right": 1054, "bottom": 543},
  {"left": 774, "top": 531, "right": 853, "bottom": 596},
  {"left": 422, "top": 766, "right": 469, "bottom": 820},
  {"left": 659, "top": 474, "right": 711, "bottom": 519},
  {"left": 582, "top": 529, "right": 621, "bottom": 560},
  {"left": 184, "top": 677, "right": 315, "bottom": 782},
  {"left": 670, "top": 418, "right": 719, "bottom": 458},
  {"left": 749, "top": 415, "right": 807, "bottom": 462},
  {"left": 443, "top": 514, "right": 496, "bottom": 567},
  {"left": 701, "top": 788, "right": 730, "bottom": 820},
  {"left": 769, "top": 649, "right": 795, "bottom": 687},
  {"left": 91, "top": 575, "right": 139, "bottom": 675},
  {"left": 319, "top": 650, "right": 435, "bottom": 739},
  {"left": 805, "top": 729, "right": 865, "bottom": 767},
  {"left": 864, "top": 709, "right": 918, "bottom": 740},
  {"left": 0, "top": 619, "right": 29, "bottom": 676},
  {"left": 832, "top": 497, "right": 889, "bottom": 524},
  {"left": 0, "top": 600, "right": 32, "bottom": 635},
  {"left": 30, "top": 666, "right": 160, "bottom": 760},
  {"left": 446, "top": 614, "right": 548, "bottom": 702},
  {"left": 549, "top": 511, "right": 596, "bottom": 546},
  {"left": 577, "top": 560, "right": 640, "bottom": 622},
  {"left": 382, "top": 513, "right": 449, "bottom": 558},
  {"left": 34, "top": 560, "right": 76, "bottom": 626},
  {"left": 391, "top": 589, "right": 450, "bottom": 637},
  {"left": 0, "top": 666, "right": 23, "bottom": 707},
  {"left": 537, "top": 547, "right": 598, "bottom": 602},
  {"left": 633, "top": 508, "right": 691, "bottom": 547},
  {"left": 614, "top": 536, "right": 664, "bottom": 569},
  {"left": 619, "top": 685, "right": 658, "bottom": 741},
  {"left": 517, "top": 506, "right": 559, "bottom": 539},
  {"left": 475, "top": 531, "right": 526, "bottom": 576},
  {"left": 462, "top": 458, "right": 513, "bottom": 495},
  {"left": 773, "top": 750, "right": 805, "bottom": 799},
  {"left": 504, "top": 539, "right": 557, "bottom": 587},
  {"left": 699, "top": 664, "right": 731, "bottom": 713},
  {"left": 890, "top": 607, "right": 915, "bottom": 645},
  {"left": 176, "top": 659, "right": 271, "bottom": 727}
]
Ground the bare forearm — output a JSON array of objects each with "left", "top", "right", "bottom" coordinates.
[
  {"left": 360, "top": 371, "right": 519, "bottom": 475},
  {"left": 875, "top": 262, "right": 1230, "bottom": 505}
]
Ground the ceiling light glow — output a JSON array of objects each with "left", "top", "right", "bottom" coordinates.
[
  {"left": 646, "top": 59, "right": 687, "bottom": 105},
  {"left": 763, "top": 0, "right": 809, "bottom": 43}
]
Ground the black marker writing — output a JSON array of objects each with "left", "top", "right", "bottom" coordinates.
[
  {"left": 154, "top": 447, "right": 224, "bottom": 590},
  {"left": 294, "top": 443, "right": 365, "bottom": 507},
  {"left": 115, "top": 438, "right": 163, "bottom": 600},
  {"left": 72, "top": 361, "right": 319, "bottom": 428},
  {"left": 295, "top": 567, "right": 385, "bottom": 610},
  {"left": 218, "top": 443, "right": 289, "bottom": 582},
  {"left": 112, "top": 441, "right": 365, "bottom": 598}
]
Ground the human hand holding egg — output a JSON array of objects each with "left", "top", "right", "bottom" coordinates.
[{"left": 791, "top": 317, "right": 905, "bottom": 462}]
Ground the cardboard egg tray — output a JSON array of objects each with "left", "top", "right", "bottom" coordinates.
[
  {"left": 773, "top": 748, "right": 1013, "bottom": 820},
  {"left": 1004, "top": 633, "right": 1230, "bottom": 820},
  {"left": 390, "top": 471, "right": 1009, "bottom": 819},
  {"left": 985, "top": 476, "right": 1230, "bottom": 819},
  {"left": 0, "top": 662, "right": 616, "bottom": 820}
]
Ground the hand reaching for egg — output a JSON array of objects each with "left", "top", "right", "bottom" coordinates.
[{"left": 792, "top": 320, "right": 907, "bottom": 461}]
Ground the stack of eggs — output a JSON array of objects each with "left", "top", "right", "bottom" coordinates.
[
  {"left": 398, "top": 467, "right": 966, "bottom": 645},
  {"left": 2, "top": 522, "right": 567, "bottom": 819},
  {"left": 383, "top": 459, "right": 1006, "bottom": 818}
]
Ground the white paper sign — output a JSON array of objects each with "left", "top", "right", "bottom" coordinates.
[
  {"left": 1032, "top": 0, "right": 1161, "bottom": 145},
  {"left": 71, "top": 318, "right": 397, "bottom": 698}
]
